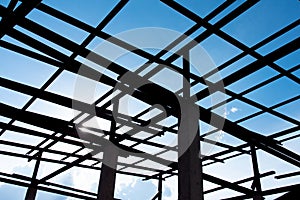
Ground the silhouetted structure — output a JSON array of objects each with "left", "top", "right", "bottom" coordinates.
[{"left": 0, "top": 0, "right": 299, "bottom": 199}]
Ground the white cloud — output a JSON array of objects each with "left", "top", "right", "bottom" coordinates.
[
  {"left": 0, "top": 157, "right": 35, "bottom": 187},
  {"left": 230, "top": 107, "right": 239, "bottom": 113},
  {"left": 115, "top": 174, "right": 138, "bottom": 196},
  {"left": 162, "top": 176, "right": 178, "bottom": 200},
  {"left": 222, "top": 107, "right": 240, "bottom": 118},
  {"left": 69, "top": 167, "right": 99, "bottom": 192}
]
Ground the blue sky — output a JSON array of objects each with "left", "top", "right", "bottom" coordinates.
[{"left": 0, "top": 0, "right": 299, "bottom": 199}]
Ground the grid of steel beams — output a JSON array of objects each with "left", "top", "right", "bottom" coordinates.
[{"left": 0, "top": 0, "right": 299, "bottom": 199}]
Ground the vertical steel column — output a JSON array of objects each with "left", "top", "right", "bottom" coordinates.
[
  {"left": 250, "top": 145, "right": 263, "bottom": 200},
  {"left": 178, "top": 52, "right": 203, "bottom": 200},
  {"left": 158, "top": 174, "right": 163, "bottom": 200},
  {"left": 97, "top": 102, "right": 119, "bottom": 200},
  {"left": 24, "top": 152, "right": 42, "bottom": 200}
]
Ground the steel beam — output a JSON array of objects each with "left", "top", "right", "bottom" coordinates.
[
  {"left": 0, "top": 0, "right": 41, "bottom": 38},
  {"left": 24, "top": 153, "right": 41, "bottom": 200},
  {"left": 250, "top": 145, "right": 263, "bottom": 200},
  {"left": 97, "top": 103, "right": 119, "bottom": 200},
  {"left": 224, "top": 184, "right": 300, "bottom": 200},
  {"left": 97, "top": 144, "right": 118, "bottom": 200}
]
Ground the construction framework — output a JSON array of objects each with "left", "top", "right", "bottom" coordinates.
[{"left": 0, "top": 0, "right": 299, "bottom": 199}]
